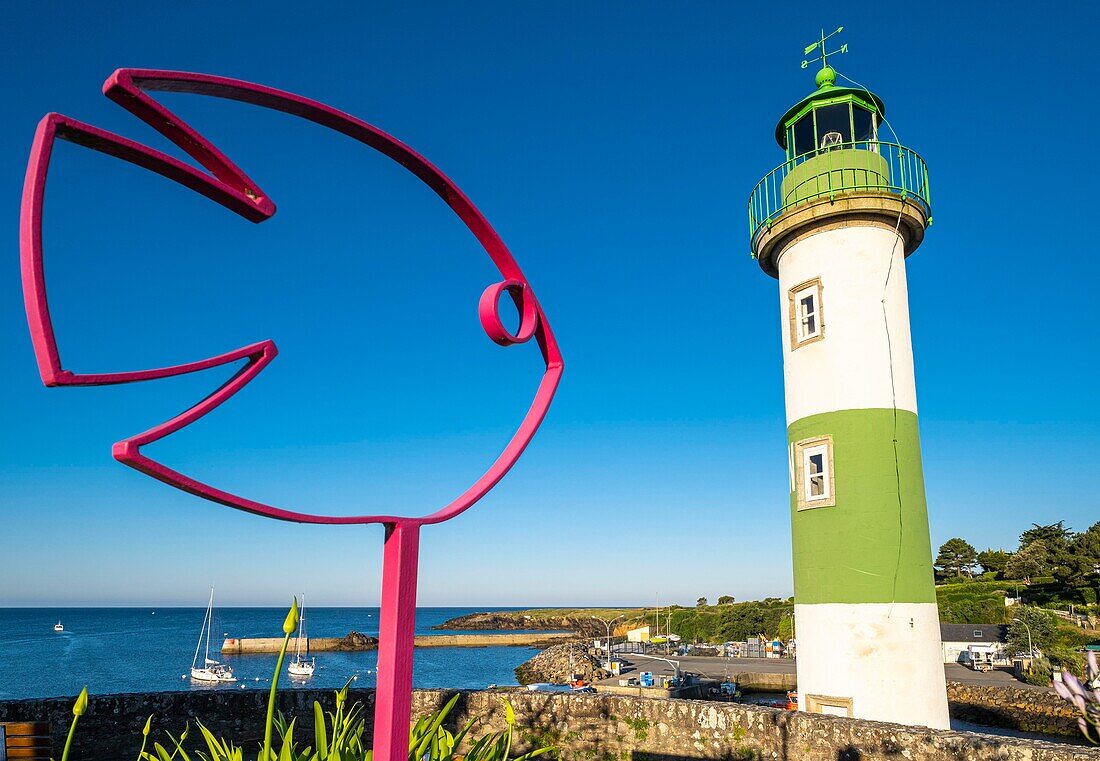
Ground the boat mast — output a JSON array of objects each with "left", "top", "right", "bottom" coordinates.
[
  {"left": 192, "top": 587, "right": 213, "bottom": 671},
  {"left": 295, "top": 594, "right": 305, "bottom": 659},
  {"left": 204, "top": 587, "right": 214, "bottom": 665}
]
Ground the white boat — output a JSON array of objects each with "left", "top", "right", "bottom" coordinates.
[
  {"left": 287, "top": 594, "right": 315, "bottom": 678},
  {"left": 190, "top": 588, "right": 236, "bottom": 683},
  {"left": 54, "top": 621, "right": 64, "bottom": 632}
]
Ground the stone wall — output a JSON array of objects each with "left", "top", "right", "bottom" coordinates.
[
  {"left": 946, "top": 680, "right": 1082, "bottom": 737},
  {"left": 2, "top": 689, "right": 1097, "bottom": 761}
]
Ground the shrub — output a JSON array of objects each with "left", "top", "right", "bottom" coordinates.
[
  {"left": 1023, "top": 656, "right": 1053, "bottom": 687},
  {"left": 1047, "top": 647, "right": 1086, "bottom": 680}
]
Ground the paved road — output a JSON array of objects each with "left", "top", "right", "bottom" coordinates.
[{"left": 598, "top": 653, "right": 1051, "bottom": 692}]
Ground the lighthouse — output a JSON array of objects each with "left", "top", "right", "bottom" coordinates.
[{"left": 748, "top": 31, "right": 949, "bottom": 729}]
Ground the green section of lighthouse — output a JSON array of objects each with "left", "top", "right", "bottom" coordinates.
[{"left": 788, "top": 409, "right": 938, "bottom": 605}]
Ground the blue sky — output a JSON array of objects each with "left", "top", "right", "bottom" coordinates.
[{"left": 1, "top": 3, "right": 1097, "bottom": 607}]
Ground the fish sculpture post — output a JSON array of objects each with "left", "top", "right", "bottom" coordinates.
[{"left": 20, "top": 70, "right": 563, "bottom": 761}]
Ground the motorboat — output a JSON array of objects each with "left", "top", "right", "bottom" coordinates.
[{"left": 54, "top": 621, "right": 64, "bottom": 632}]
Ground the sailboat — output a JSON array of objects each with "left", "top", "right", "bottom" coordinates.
[
  {"left": 190, "top": 588, "right": 236, "bottom": 683},
  {"left": 288, "top": 594, "right": 315, "bottom": 678}
]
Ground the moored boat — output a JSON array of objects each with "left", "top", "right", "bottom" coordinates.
[
  {"left": 287, "top": 594, "right": 315, "bottom": 678},
  {"left": 190, "top": 588, "right": 236, "bottom": 683}
]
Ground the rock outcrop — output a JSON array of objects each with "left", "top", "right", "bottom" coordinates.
[
  {"left": 331, "top": 631, "right": 378, "bottom": 651},
  {"left": 514, "top": 643, "right": 609, "bottom": 685},
  {"left": 436, "top": 612, "right": 605, "bottom": 637}
]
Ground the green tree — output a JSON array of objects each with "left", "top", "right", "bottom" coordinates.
[
  {"left": 935, "top": 538, "right": 978, "bottom": 578},
  {"left": 696, "top": 597, "right": 708, "bottom": 607},
  {"left": 1020, "top": 522, "right": 1072, "bottom": 576},
  {"left": 1054, "top": 522, "right": 1100, "bottom": 587},
  {"left": 776, "top": 613, "right": 794, "bottom": 641},
  {"left": 717, "top": 595, "right": 735, "bottom": 605},
  {"left": 977, "top": 549, "right": 1011, "bottom": 576},
  {"left": 1004, "top": 540, "right": 1048, "bottom": 582},
  {"left": 1020, "top": 521, "right": 1072, "bottom": 553},
  {"left": 1007, "top": 606, "right": 1057, "bottom": 654}
]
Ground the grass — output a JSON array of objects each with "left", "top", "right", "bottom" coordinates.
[{"left": 513, "top": 608, "right": 648, "bottom": 621}]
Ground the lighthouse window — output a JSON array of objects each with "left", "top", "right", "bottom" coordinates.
[
  {"left": 805, "top": 446, "right": 828, "bottom": 499},
  {"left": 807, "top": 694, "right": 853, "bottom": 717},
  {"left": 795, "top": 436, "right": 835, "bottom": 510},
  {"left": 799, "top": 292, "right": 817, "bottom": 335},
  {"left": 813, "top": 103, "right": 853, "bottom": 148},
  {"left": 788, "top": 278, "right": 824, "bottom": 349},
  {"left": 792, "top": 113, "right": 816, "bottom": 157},
  {"left": 853, "top": 107, "right": 875, "bottom": 143}
]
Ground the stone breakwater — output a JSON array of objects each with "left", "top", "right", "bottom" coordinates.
[
  {"left": 220, "top": 632, "right": 571, "bottom": 653},
  {"left": 3, "top": 689, "right": 1098, "bottom": 761},
  {"left": 947, "top": 680, "right": 1083, "bottom": 737}
]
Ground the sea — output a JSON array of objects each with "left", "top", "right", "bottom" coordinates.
[{"left": 0, "top": 607, "right": 543, "bottom": 701}]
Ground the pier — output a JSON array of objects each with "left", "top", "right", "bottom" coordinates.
[{"left": 221, "top": 632, "right": 572, "bottom": 654}]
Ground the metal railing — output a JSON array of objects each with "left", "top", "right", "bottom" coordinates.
[{"left": 748, "top": 140, "right": 931, "bottom": 254}]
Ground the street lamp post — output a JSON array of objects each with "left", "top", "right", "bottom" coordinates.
[
  {"left": 1093, "top": 563, "right": 1099, "bottom": 617},
  {"left": 1012, "top": 617, "right": 1035, "bottom": 658},
  {"left": 594, "top": 615, "right": 625, "bottom": 669}
]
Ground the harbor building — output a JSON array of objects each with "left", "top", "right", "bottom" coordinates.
[{"left": 747, "top": 33, "right": 949, "bottom": 728}]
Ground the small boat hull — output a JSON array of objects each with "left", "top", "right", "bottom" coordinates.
[
  {"left": 288, "top": 661, "right": 315, "bottom": 678},
  {"left": 190, "top": 666, "right": 236, "bottom": 683}
]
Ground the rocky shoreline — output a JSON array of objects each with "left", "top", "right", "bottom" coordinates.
[
  {"left": 435, "top": 611, "right": 606, "bottom": 637},
  {"left": 330, "top": 631, "right": 379, "bottom": 650},
  {"left": 437, "top": 612, "right": 615, "bottom": 685},
  {"left": 514, "top": 643, "right": 609, "bottom": 685}
]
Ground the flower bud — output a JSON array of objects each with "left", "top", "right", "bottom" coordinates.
[
  {"left": 73, "top": 687, "right": 88, "bottom": 717},
  {"left": 283, "top": 598, "right": 300, "bottom": 635},
  {"left": 143, "top": 716, "right": 153, "bottom": 737}
]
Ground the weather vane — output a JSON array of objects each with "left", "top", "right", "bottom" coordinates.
[{"left": 801, "top": 26, "right": 847, "bottom": 70}]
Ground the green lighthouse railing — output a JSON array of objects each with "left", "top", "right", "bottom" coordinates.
[{"left": 748, "top": 140, "right": 931, "bottom": 255}]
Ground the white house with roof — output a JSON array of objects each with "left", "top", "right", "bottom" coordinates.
[{"left": 939, "top": 624, "right": 1009, "bottom": 664}]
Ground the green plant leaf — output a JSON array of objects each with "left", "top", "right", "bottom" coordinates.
[
  {"left": 514, "top": 747, "right": 557, "bottom": 761},
  {"left": 411, "top": 693, "right": 461, "bottom": 761},
  {"left": 314, "top": 702, "right": 329, "bottom": 759},
  {"left": 277, "top": 718, "right": 296, "bottom": 761},
  {"left": 451, "top": 716, "right": 477, "bottom": 752},
  {"left": 196, "top": 722, "right": 226, "bottom": 761}
]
